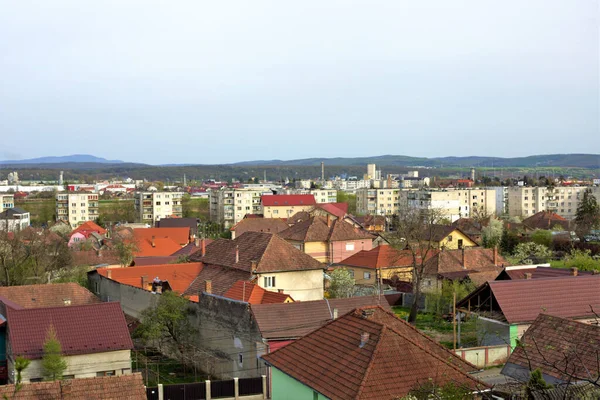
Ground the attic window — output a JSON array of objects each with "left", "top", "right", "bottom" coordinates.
[{"left": 63, "top": 299, "right": 71, "bottom": 306}]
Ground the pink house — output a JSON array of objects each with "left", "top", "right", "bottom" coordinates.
[{"left": 68, "top": 221, "right": 107, "bottom": 248}]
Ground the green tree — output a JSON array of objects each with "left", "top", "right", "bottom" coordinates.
[
  {"left": 112, "top": 233, "right": 138, "bottom": 267},
  {"left": 526, "top": 368, "right": 553, "bottom": 398},
  {"left": 403, "top": 381, "right": 475, "bottom": 399},
  {"left": 575, "top": 188, "right": 600, "bottom": 238},
  {"left": 531, "top": 230, "right": 552, "bottom": 248},
  {"left": 500, "top": 229, "right": 520, "bottom": 255},
  {"left": 511, "top": 242, "right": 552, "bottom": 264},
  {"left": 564, "top": 249, "right": 600, "bottom": 272},
  {"left": 336, "top": 192, "right": 357, "bottom": 215},
  {"left": 135, "top": 291, "right": 198, "bottom": 365},
  {"left": 482, "top": 218, "right": 503, "bottom": 248},
  {"left": 328, "top": 268, "right": 355, "bottom": 298},
  {"left": 41, "top": 326, "right": 68, "bottom": 381}
]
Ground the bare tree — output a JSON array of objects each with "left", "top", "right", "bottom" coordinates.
[{"left": 389, "top": 206, "right": 446, "bottom": 324}]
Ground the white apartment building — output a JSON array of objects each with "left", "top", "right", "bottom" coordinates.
[
  {"left": 407, "top": 188, "right": 498, "bottom": 222},
  {"left": 56, "top": 193, "right": 100, "bottom": 226},
  {"left": 507, "top": 186, "right": 600, "bottom": 219},
  {"left": 290, "top": 189, "right": 337, "bottom": 204},
  {"left": 0, "top": 194, "right": 15, "bottom": 213},
  {"left": 209, "top": 188, "right": 271, "bottom": 228},
  {"left": 134, "top": 192, "right": 183, "bottom": 223},
  {"left": 356, "top": 188, "right": 409, "bottom": 215}
]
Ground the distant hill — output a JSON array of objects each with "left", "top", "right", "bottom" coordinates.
[
  {"left": 0, "top": 154, "right": 125, "bottom": 165},
  {"left": 233, "top": 154, "right": 600, "bottom": 169}
]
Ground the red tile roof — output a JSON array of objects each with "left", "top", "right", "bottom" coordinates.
[
  {"left": 261, "top": 194, "right": 316, "bottom": 207},
  {"left": 0, "top": 283, "right": 100, "bottom": 309},
  {"left": 497, "top": 265, "right": 590, "bottom": 280},
  {"left": 183, "top": 264, "right": 250, "bottom": 298},
  {"left": 336, "top": 245, "right": 414, "bottom": 269},
  {"left": 224, "top": 281, "right": 292, "bottom": 304},
  {"left": 504, "top": 314, "right": 600, "bottom": 382},
  {"left": 459, "top": 275, "right": 600, "bottom": 324},
  {"left": 6, "top": 302, "right": 133, "bottom": 359},
  {"left": 190, "top": 231, "right": 324, "bottom": 273},
  {"left": 251, "top": 296, "right": 391, "bottom": 340},
  {"left": 133, "top": 227, "right": 191, "bottom": 246},
  {"left": 316, "top": 203, "right": 348, "bottom": 219},
  {"left": 278, "top": 217, "right": 375, "bottom": 243},
  {"left": 0, "top": 373, "right": 146, "bottom": 399},
  {"left": 72, "top": 221, "right": 107, "bottom": 236},
  {"left": 132, "top": 227, "right": 190, "bottom": 257},
  {"left": 97, "top": 263, "right": 203, "bottom": 293},
  {"left": 262, "top": 307, "right": 485, "bottom": 399}
]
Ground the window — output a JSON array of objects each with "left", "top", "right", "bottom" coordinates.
[
  {"left": 363, "top": 272, "right": 371, "bottom": 280},
  {"left": 30, "top": 378, "right": 43, "bottom": 382},
  {"left": 273, "top": 210, "right": 278, "bottom": 214},
  {"left": 63, "top": 375, "right": 75, "bottom": 380},
  {"left": 81, "top": 203, "right": 85, "bottom": 206},
  {"left": 348, "top": 269, "right": 355, "bottom": 278},
  {"left": 458, "top": 239, "right": 464, "bottom": 249},
  {"left": 165, "top": 202, "right": 170, "bottom": 205},
  {"left": 71, "top": 203, "right": 76, "bottom": 207},
  {"left": 447, "top": 235, "right": 453, "bottom": 242},
  {"left": 345, "top": 243, "right": 354, "bottom": 251},
  {"left": 238, "top": 353, "right": 243, "bottom": 367},
  {"left": 263, "top": 276, "right": 276, "bottom": 287},
  {"left": 96, "top": 371, "right": 115, "bottom": 377}
]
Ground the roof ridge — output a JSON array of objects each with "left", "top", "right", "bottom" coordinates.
[{"left": 8, "top": 300, "right": 120, "bottom": 314}]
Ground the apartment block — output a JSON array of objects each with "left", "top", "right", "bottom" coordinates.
[
  {"left": 134, "top": 192, "right": 183, "bottom": 224},
  {"left": 507, "top": 186, "right": 600, "bottom": 219},
  {"left": 209, "top": 188, "right": 269, "bottom": 228},
  {"left": 291, "top": 189, "right": 337, "bottom": 204},
  {"left": 408, "top": 188, "right": 498, "bottom": 221},
  {"left": 56, "top": 193, "right": 99, "bottom": 226},
  {"left": 356, "top": 188, "right": 407, "bottom": 215},
  {"left": 0, "top": 194, "right": 15, "bottom": 213}
]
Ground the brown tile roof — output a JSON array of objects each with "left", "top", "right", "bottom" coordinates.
[
  {"left": 336, "top": 245, "right": 414, "bottom": 269},
  {"left": 498, "top": 266, "right": 589, "bottom": 280},
  {"left": 183, "top": 264, "right": 251, "bottom": 297},
  {"left": 96, "top": 263, "right": 203, "bottom": 293},
  {"left": 286, "top": 211, "right": 311, "bottom": 225},
  {"left": 6, "top": 302, "right": 133, "bottom": 359},
  {"left": 261, "top": 194, "right": 316, "bottom": 207},
  {"left": 230, "top": 218, "right": 289, "bottom": 236},
  {"left": 419, "top": 224, "right": 458, "bottom": 242},
  {"left": 425, "top": 247, "right": 506, "bottom": 275},
  {"left": 223, "top": 281, "right": 292, "bottom": 304},
  {"left": 0, "top": 283, "right": 100, "bottom": 309},
  {"left": 279, "top": 217, "right": 375, "bottom": 243},
  {"left": 315, "top": 203, "right": 348, "bottom": 219},
  {"left": 0, "top": 373, "right": 146, "bottom": 399},
  {"left": 251, "top": 296, "right": 391, "bottom": 340},
  {"left": 353, "top": 215, "right": 385, "bottom": 228},
  {"left": 451, "top": 218, "right": 484, "bottom": 236},
  {"left": 262, "top": 307, "right": 485, "bottom": 399},
  {"left": 170, "top": 239, "right": 213, "bottom": 257},
  {"left": 523, "top": 211, "right": 570, "bottom": 231},
  {"left": 190, "top": 231, "right": 324, "bottom": 273},
  {"left": 459, "top": 275, "right": 600, "bottom": 324},
  {"left": 504, "top": 314, "right": 600, "bottom": 382}
]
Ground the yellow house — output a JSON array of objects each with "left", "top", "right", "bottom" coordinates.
[
  {"left": 420, "top": 224, "right": 478, "bottom": 250},
  {"left": 261, "top": 194, "right": 316, "bottom": 219}
]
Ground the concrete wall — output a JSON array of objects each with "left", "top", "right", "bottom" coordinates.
[
  {"left": 189, "top": 294, "right": 265, "bottom": 380},
  {"left": 256, "top": 270, "right": 324, "bottom": 302},
  {"left": 88, "top": 271, "right": 158, "bottom": 319},
  {"left": 271, "top": 367, "right": 328, "bottom": 400},
  {"left": 454, "top": 345, "right": 511, "bottom": 369},
  {"left": 9, "top": 350, "right": 131, "bottom": 383}
]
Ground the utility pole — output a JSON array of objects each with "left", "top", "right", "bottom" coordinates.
[{"left": 453, "top": 291, "right": 457, "bottom": 351}]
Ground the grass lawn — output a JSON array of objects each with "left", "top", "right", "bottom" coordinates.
[
  {"left": 133, "top": 349, "right": 208, "bottom": 386},
  {"left": 392, "top": 306, "right": 478, "bottom": 349}
]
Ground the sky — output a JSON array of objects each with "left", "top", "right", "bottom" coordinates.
[{"left": 1, "top": 0, "right": 598, "bottom": 164}]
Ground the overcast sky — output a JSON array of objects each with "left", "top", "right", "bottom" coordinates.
[{"left": 1, "top": 0, "right": 598, "bottom": 164}]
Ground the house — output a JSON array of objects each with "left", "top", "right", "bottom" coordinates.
[
  {"left": 156, "top": 217, "right": 199, "bottom": 237},
  {"left": 261, "top": 194, "right": 316, "bottom": 219},
  {"left": 495, "top": 264, "right": 590, "bottom": 280},
  {"left": 419, "top": 224, "right": 478, "bottom": 250},
  {"left": 68, "top": 220, "right": 107, "bottom": 248},
  {"left": 223, "top": 281, "right": 293, "bottom": 304},
  {"left": 452, "top": 218, "right": 485, "bottom": 244},
  {"left": 0, "top": 283, "right": 101, "bottom": 308},
  {"left": 0, "top": 373, "right": 146, "bottom": 399},
  {"left": 423, "top": 247, "right": 505, "bottom": 290},
  {"left": 2, "top": 301, "right": 133, "bottom": 382},
  {"left": 261, "top": 306, "right": 486, "bottom": 400},
  {"left": 189, "top": 231, "right": 326, "bottom": 301},
  {"left": 230, "top": 218, "right": 289, "bottom": 239},
  {"left": 131, "top": 227, "right": 191, "bottom": 257},
  {"left": 457, "top": 274, "right": 600, "bottom": 348},
  {"left": 278, "top": 216, "right": 375, "bottom": 263},
  {"left": 502, "top": 314, "right": 600, "bottom": 386},
  {"left": 522, "top": 210, "right": 571, "bottom": 231},
  {"left": 331, "top": 245, "right": 413, "bottom": 285},
  {"left": 310, "top": 202, "right": 348, "bottom": 220},
  {"left": 352, "top": 215, "right": 385, "bottom": 232},
  {"left": 0, "top": 207, "right": 30, "bottom": 232}
]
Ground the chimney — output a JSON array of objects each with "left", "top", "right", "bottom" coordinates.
[
  {"left": 493, "top": 246, "right": 498, "bottom": 266},
  {"left": 107, "top": 269, "right": 112, "bottom": 279},
  {"left": 525, "top": 273, "right": 532, "bottom": 280},
  {"left": 461, "top": 247, "right": 466, "bottom": 269},
  {"left": 359, "top": 332, "right": 370, "bottom": 348},
  {"left": 327, "top": 215, "right": 332, "bottom": 227},
  {"left": 235, "top": 245, "right": 239, "bottom": 263},
  {"left": 151, "top": 235, "right": 155, "bottom": 247},
  {"left": 204, "top": 280, "right": 212, "bottom": 294},
  {"left": 141, "top": 275, "right": 149, "bottom": 288},
  {"left": 278, "top": 289, "right": 284, "bottom": 294},
  {"left": 195, "top": 237, "right": 200, "bottom": 247},
  {"left": 333, "top": 308, "right": 339, "bottom": 319},
  {"left": 201, "top": 238, "right": 206, "bottom": 257},
  {"left": 571, "top": 267, "right": 578, "bottom": 277}
]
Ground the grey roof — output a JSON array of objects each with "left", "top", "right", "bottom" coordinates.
[{"left": 0, "top": 207, "right": 29, "bottom": 218}]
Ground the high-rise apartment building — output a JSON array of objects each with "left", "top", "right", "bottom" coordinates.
[
  {"left": 356, "top": 188, "right": 408, "bottom": 215},
  {"left": 507, "top": 186, "right": 600, "bottom": 219},
  {"left": 408, "top": 188, "right": 498, "bottom": 221},
  {"left": 209, "top": 188, "right": 269, "bottom": 228},
  {"left": 56, "top": 193, "right": 99, "bottom": 226},
  {"left": 134, "top": 192, "right": 183, "bottom": 224}
]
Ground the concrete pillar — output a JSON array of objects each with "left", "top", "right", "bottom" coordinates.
[
  {"left": 234, "top": 377, "right": 239, "bottom": 400},
  {"left": 262, "top": 375, "right": 267, "bottom": 400},
  {"left": 206, "top": 380, "right": 211, "bottom": 400},
  {"left": 158, "top": 384, "right": 164, "bottom": 400}
]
